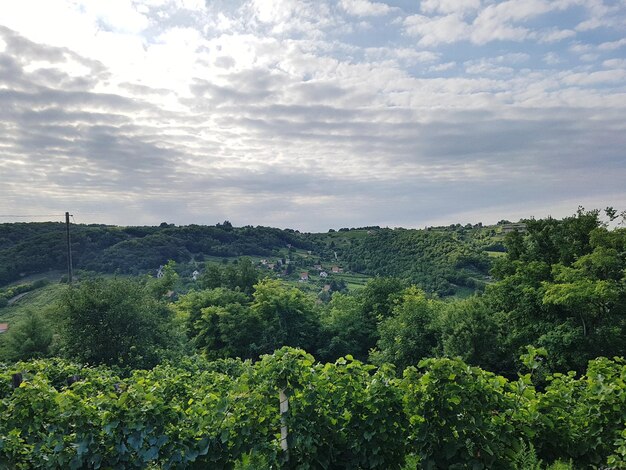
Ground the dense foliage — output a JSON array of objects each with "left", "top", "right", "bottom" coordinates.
[
  {"left": 334, "top": 228, "right": 491, "bottom": 295},
  {"left": 0, "top": 222, "right": 308, "bottom": 285},
  {"left": 0, "top": 221, "right": 492, "bottom": 297},
  {"left": 1, "top": 209, "right": 625, "bottom": 467},
  {"left": 2, "top": 349, "right": 624, "bottom": 469},
  {"left": 55, "top": 278, "right": 183, "bottom": 370}
]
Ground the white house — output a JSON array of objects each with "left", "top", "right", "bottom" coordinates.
[
  {"left": 192, "top": 270, "right": 200, "bottom": 281},
  {"left": 319, "top": 271, "right": 328, "bottom": 278}
]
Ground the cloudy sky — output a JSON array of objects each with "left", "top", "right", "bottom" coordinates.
[{"left": 0, "top": 0, "right": 625, "bottom": 231}]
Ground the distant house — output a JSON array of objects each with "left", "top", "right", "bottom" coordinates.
[
  {"left": 192, "top": 270, "right": 200, "bottom": 281},
  {"left": 323, "top": 284, "right": 331, "bottom": 292},
  {"left": 156, "top": 265, "right": 164, "bottom": 278},
  {"left": 331, "top": 266, "right": 343, "bottom": 273},
  {"left": 0, "top": 323, "right": 8, "bottom": 334},
  {"left": 300, "top": 272, "right": 309, "bottom": 281},
  {"left": 314, "top": 264, "right": 322, "bottom": 271},
  {"left": 260, "top": 259, "right": 268, "bottom": 265},
  {"left": 320, "top": 271, "right": 328, "bottom": 278},
  {"left": 268, "top": 263, "right": 276, "bottom": 270},
  {"left": 501, "top": 223, "right": 527, "bottom": 234}
]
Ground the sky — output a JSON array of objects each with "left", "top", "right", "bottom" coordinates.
[{"left": 0, "top": 0, "right": 625, "bottom": 231}]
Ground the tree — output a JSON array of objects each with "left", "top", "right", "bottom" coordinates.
[
  {"left": 318, "top": 292, "right": 371, "bottom": 362},
  {"left": 198, "top": 263, "right": 222, "bottom": 289},
  {"left": 438, "top": 296, "right": 507, "bottom": 372},
  {"left": 150, "top": 260, "right": 179, "bottom": 299},
  {"left": 197, "top": 259, "right": 259, "bottom": 295},
  {"left": 174, "top": 287, "right": 258, "bottom": 359},
  {"left": 1, "top": 310, "right": 53, "bottom": 361},
  {"left": 251, "top": 279, "right": 320, "bottom": 354},
  {"left": 540, "top": 233, "right": 626, "bottom": 371},
  {"left": 175, "top": 287, "right": 249, "bottom": 337},
  {"left": 193, "top": 302, "right": 262, "bottom": 360},
  {"left": 235, "top": 257, "right": 259, "bottom": 295},
  {"left": 57, "top": 278, "right": 179, "bottom": 369},
  {"left": 371, "top": 287, "right": 441, "bottom": 370}
]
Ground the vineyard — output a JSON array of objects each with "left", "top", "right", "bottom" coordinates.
[{"left": 1, "top": 347, "right": 626, "bottom": 469}]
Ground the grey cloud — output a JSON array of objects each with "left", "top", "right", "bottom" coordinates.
[
  {"left": 1, "top": 15, "right": 625, "bottom": 231},
  {"left": 118, "top": 82, "right": 174, "bottom": 96},
  {"left": 291, "top": 81, "right": 349, "bottom": 102},
  {"left": 189, "top": 77, "right": 280, "bottom": 105},
  {"left": 0, "top": 26, "right": 108, "bottom": 77},
  {"left": 214, "top": 56, "right": 236, "bottom": 68}
]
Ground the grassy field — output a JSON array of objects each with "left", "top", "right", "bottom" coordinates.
[
  {"left": 485, "top": 250, "right": 506, "bottom": 258},
  {"left": 331, "top": 272, "right": 371, "bottom": 290},
  {"left": 0, "top": 282, "right": 66, "bottom": 323}
]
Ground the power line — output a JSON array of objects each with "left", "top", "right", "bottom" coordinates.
[
  {"left": 66, "top": 211, "right": 73, "bottom": 284},
  {"left": 0, "top": 214, "right": 64, "bottom": 218}
]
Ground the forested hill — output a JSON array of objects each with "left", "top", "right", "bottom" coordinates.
[
  {"left": 0, "top": 222, "right": 308, "bottom": 284},
  {"left": 0, "top": 221, "right": 497, "bottom": 295}
]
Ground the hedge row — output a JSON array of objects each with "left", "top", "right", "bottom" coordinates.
[{"left": 1, "top": 348, "right": 626, "bottom": 469}]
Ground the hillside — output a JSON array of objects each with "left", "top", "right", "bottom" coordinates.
[{"left": 0, "top": 221, "right": 501, "bottom": 297}]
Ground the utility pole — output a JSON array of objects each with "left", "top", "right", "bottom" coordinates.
[{"left": 65, "top": 211, "right": 73, "bottom": 284}]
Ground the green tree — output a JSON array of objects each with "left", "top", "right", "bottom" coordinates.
[
  {"left": 318, "top": 292, "right": 371, "bottom": 361},
  {"left": 234, "top": 257, "right": 259, "bottom": 295},
  {"left": 175, "top": 287, "right": 249, "bottom": 341},
  {"left": 198, "top": 263, "right": 222, "bottom": 289},
  {"left": 193, "top": 302, "right": 262, "bottom": 360},
  {"left": 438, "top": 295, "right": 507, "bottom": 372},
  {"left": 540, "top": 234, "right": 626, "bottom": 371},
  {"left": 372, "top": 287, "right": 441, "bottom": 370},
  {"left": 0, "top": 310, "right": 53, "bottom": 361},
  {"left": 57, "top": 278, "right": 179, "bottom": 369},
  {"left": 251, "top": 279, "right": 320, "bottom": 354},
  {"left": 150, "top": 260, "right": 179, "bottom": 299}
]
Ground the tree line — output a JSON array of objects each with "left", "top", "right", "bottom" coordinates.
[{"left": 0, "top": 220, "right": 494, "bottom": 297}]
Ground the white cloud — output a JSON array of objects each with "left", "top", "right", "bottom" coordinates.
[
  {"left": 599, "top": 38, "right": 626, "bottom": 51},
  {"left": 428, "top": 61, "right": 456, "bottom": 72},
  {"left": 465, "top": 61, "right": 514, "bottom": 75},
  {"left": 538, "top": 28, "right": 576, "bottom": 43},
  {"left": 406, "top": 0, "right": 590, "bottom": 46},
  {"left": 339, "top": 0, "right": 391, "bottom": 17},
  {"left": 404, "top": 14, "right": 470, "bottom": 46},
  {"left": 364, "top": 47, "right": 439, "bottom": 65},
  {"left": 247, "top": 0, "right": 338, "bottom": 37},
  {"left": 420, "top": 0, "right": 482, "bottom": 15},
  {"left": 0, "top": 0, "right": 625, "bottom": 229},
  {"left": 175, "top": 0, "right": 206, "bottom": 11},
  {"left": 603, "top": 58, "right": 626, "bottom": 69},
  {"left": 543, "top": 52, "right": 561, "bottom": 65},
  {"left": 562, "top": 69, "right": 626, "bottom": 86},
  {"left": 81, "top": 0, "right": 150, "bottom": 34},
  {"left": 464, "top": 53, "right": 528, "bottom": 75}
]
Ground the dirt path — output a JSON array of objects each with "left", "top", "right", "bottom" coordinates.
[{"left": 7, "top": 291, "right": 30, "bottom": 306}]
